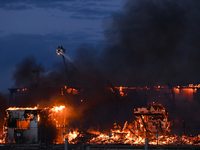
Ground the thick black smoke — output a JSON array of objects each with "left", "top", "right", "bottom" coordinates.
[
  {"left": 72, "top": 0, "right": 200, "bottom": 87},
  {"left": 10, "top": 53, "right": 144, "bottom": 131},
  {"left": 12, "top": 55, "right": 45, "bottom": 88},
  {"left": 71, "top": 0, "right": 200, "bottom": 133},
  {"left": 9, "top": 0, "right": 200, "bottom": 134},
  {"left": 100, "top": 0, "right": 200, "bottom": 86},
  {"left": 11, "top": 55, "right": 68, "bottom": 107}
]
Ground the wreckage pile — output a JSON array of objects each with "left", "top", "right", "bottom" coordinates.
[{"left": 1, "top": 103, "right": 200, "bottom": 145}]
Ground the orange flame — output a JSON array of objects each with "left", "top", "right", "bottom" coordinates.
[
  {"left": 7, "top": 106, "right": 38, "bottom": 110},
  {"left": 3, "top": 101, "right": 200, "bottom": 145}
]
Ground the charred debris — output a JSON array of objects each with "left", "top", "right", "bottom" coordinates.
[
  {"left": 3, "top": 81, "right": 200, "bottom": 144},
  {"left": 3, "top": 46, "right": 200, "bottom": 145}
]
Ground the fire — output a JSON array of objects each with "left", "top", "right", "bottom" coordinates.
[
  {"left": 68, "top": 130, "right": 79, "bottom": 143},
  {"left": 37, "top": 114, "right": 40, "bottom": 122},
  {"left": 7, "top": 106, "right": 38, "bottom": 110},
  {"left": 63, "top": 103, "right": 200, "bottom": 145},
  {"left": 50, "top": 105, "right": 65, "bottom": 112},
  {"left": 47, "top": 105, "right": 68, "bottom": 143},
  {"left": 2, "top": 102, "right": 200, "bottom": 145},
  {"left": 48, "top": 105, "right": 66, "bottom": 126}
]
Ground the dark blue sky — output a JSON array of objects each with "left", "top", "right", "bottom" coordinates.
[
  {"left": 1, "top": 0, "right": 200, "bottom": 93},
  {"left": 0, "top": 0, "right": 123, "bottom": 93}
]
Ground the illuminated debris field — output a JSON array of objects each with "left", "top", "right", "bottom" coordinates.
[{"left": 1, "top": 103, "right": 200, "bottom": 145}]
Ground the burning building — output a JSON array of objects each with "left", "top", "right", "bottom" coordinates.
[
  {"left": 4, "top": 107, "right": 40, "bottom": 144},
  {"left": 134, "top": 103, "right": 170, "bottom": 137},
  {"left": 2, "top": 102, "right": 200, "bottom": 146},
  {"left": 3, "top": 106, "right": 68, "bottom": 144}
]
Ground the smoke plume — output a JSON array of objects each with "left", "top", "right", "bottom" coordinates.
[
  {"left": 8, "top": 0, "right": 200, "bottom": 134},
  {"left": 72, "top": 0, "right": 200, "bottom": 87},
  {"left": 71, "top": 0, "right": 200, "bottom": 133}
]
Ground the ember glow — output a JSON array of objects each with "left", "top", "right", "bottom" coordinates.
[
  {"left": 52, "top": 103, "right": 200, "bottom": 145},
  {"left": 50, "top": 106, "right": 65, "bottom": 113},
  {"left": 2, "top": 84, "right": 200, "bottom": 145},
  {"left": 1, "top": 103, "right": 200, "bottom": 145},
  {"left": 7, "top": 106, "right": 38, "bottom": 110},
  {"left": 37, "top": 114, "right": 40, "bottom": 122},
  {"left": 64, "top": 103, "right": 200, "bottom": 145}
]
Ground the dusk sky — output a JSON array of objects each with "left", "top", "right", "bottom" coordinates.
[
  {"left": 1, "top": 0, "right": 200, "bottom": 141},
  {"left": 1, "top": 0, "right": 200, "bottom": 94},
  {"left": 0, "top": 0, "right": 123, "bottom": 93}
]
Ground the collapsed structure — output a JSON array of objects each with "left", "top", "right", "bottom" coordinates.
[
  {"left": 3, "top": 104, "right": 170, "bottom": 144},
  {"left": 134, "top": 103, "right": 170, "bottom": 137},
  {"left": 2, "top": 83, "right": 200, "bottom": 145},
  {"left": 2, "top": 103, "right": 200, "bottom": 145},
  {"left": 134, "top": 103, "right": 169, "bottom": 133}
]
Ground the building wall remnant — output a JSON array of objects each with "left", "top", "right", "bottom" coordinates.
[{"left": 4, "top": 109, "right": 39, "bottom": 144}]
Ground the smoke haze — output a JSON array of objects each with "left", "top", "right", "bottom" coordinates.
[
  {"left": 72, "top": 0, "right": 200, "bottom": 87},
  {"left": 3, "top": 0, "right": 200, "bottom": 134}
]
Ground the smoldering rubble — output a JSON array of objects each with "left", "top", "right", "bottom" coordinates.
[{"left": 3, "top": 0, "right": 200, "bottom": 136}]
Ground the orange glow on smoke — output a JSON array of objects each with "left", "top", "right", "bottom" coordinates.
[
  {"left": 2, "top": 103, "right": 200, "bottom": 145},
  {"left": 173, "top": 87, "right": 180, "bottom": 94},
  {"left": 180, "top": 88, "right": 194, "bottom": 102},
  {"left": 2, "top": 83, "right": 200, "bottom": 145}
]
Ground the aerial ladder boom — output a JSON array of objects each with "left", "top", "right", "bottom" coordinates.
[{"left": 56, "top": 46, "right": 68, "bottom": 77}]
